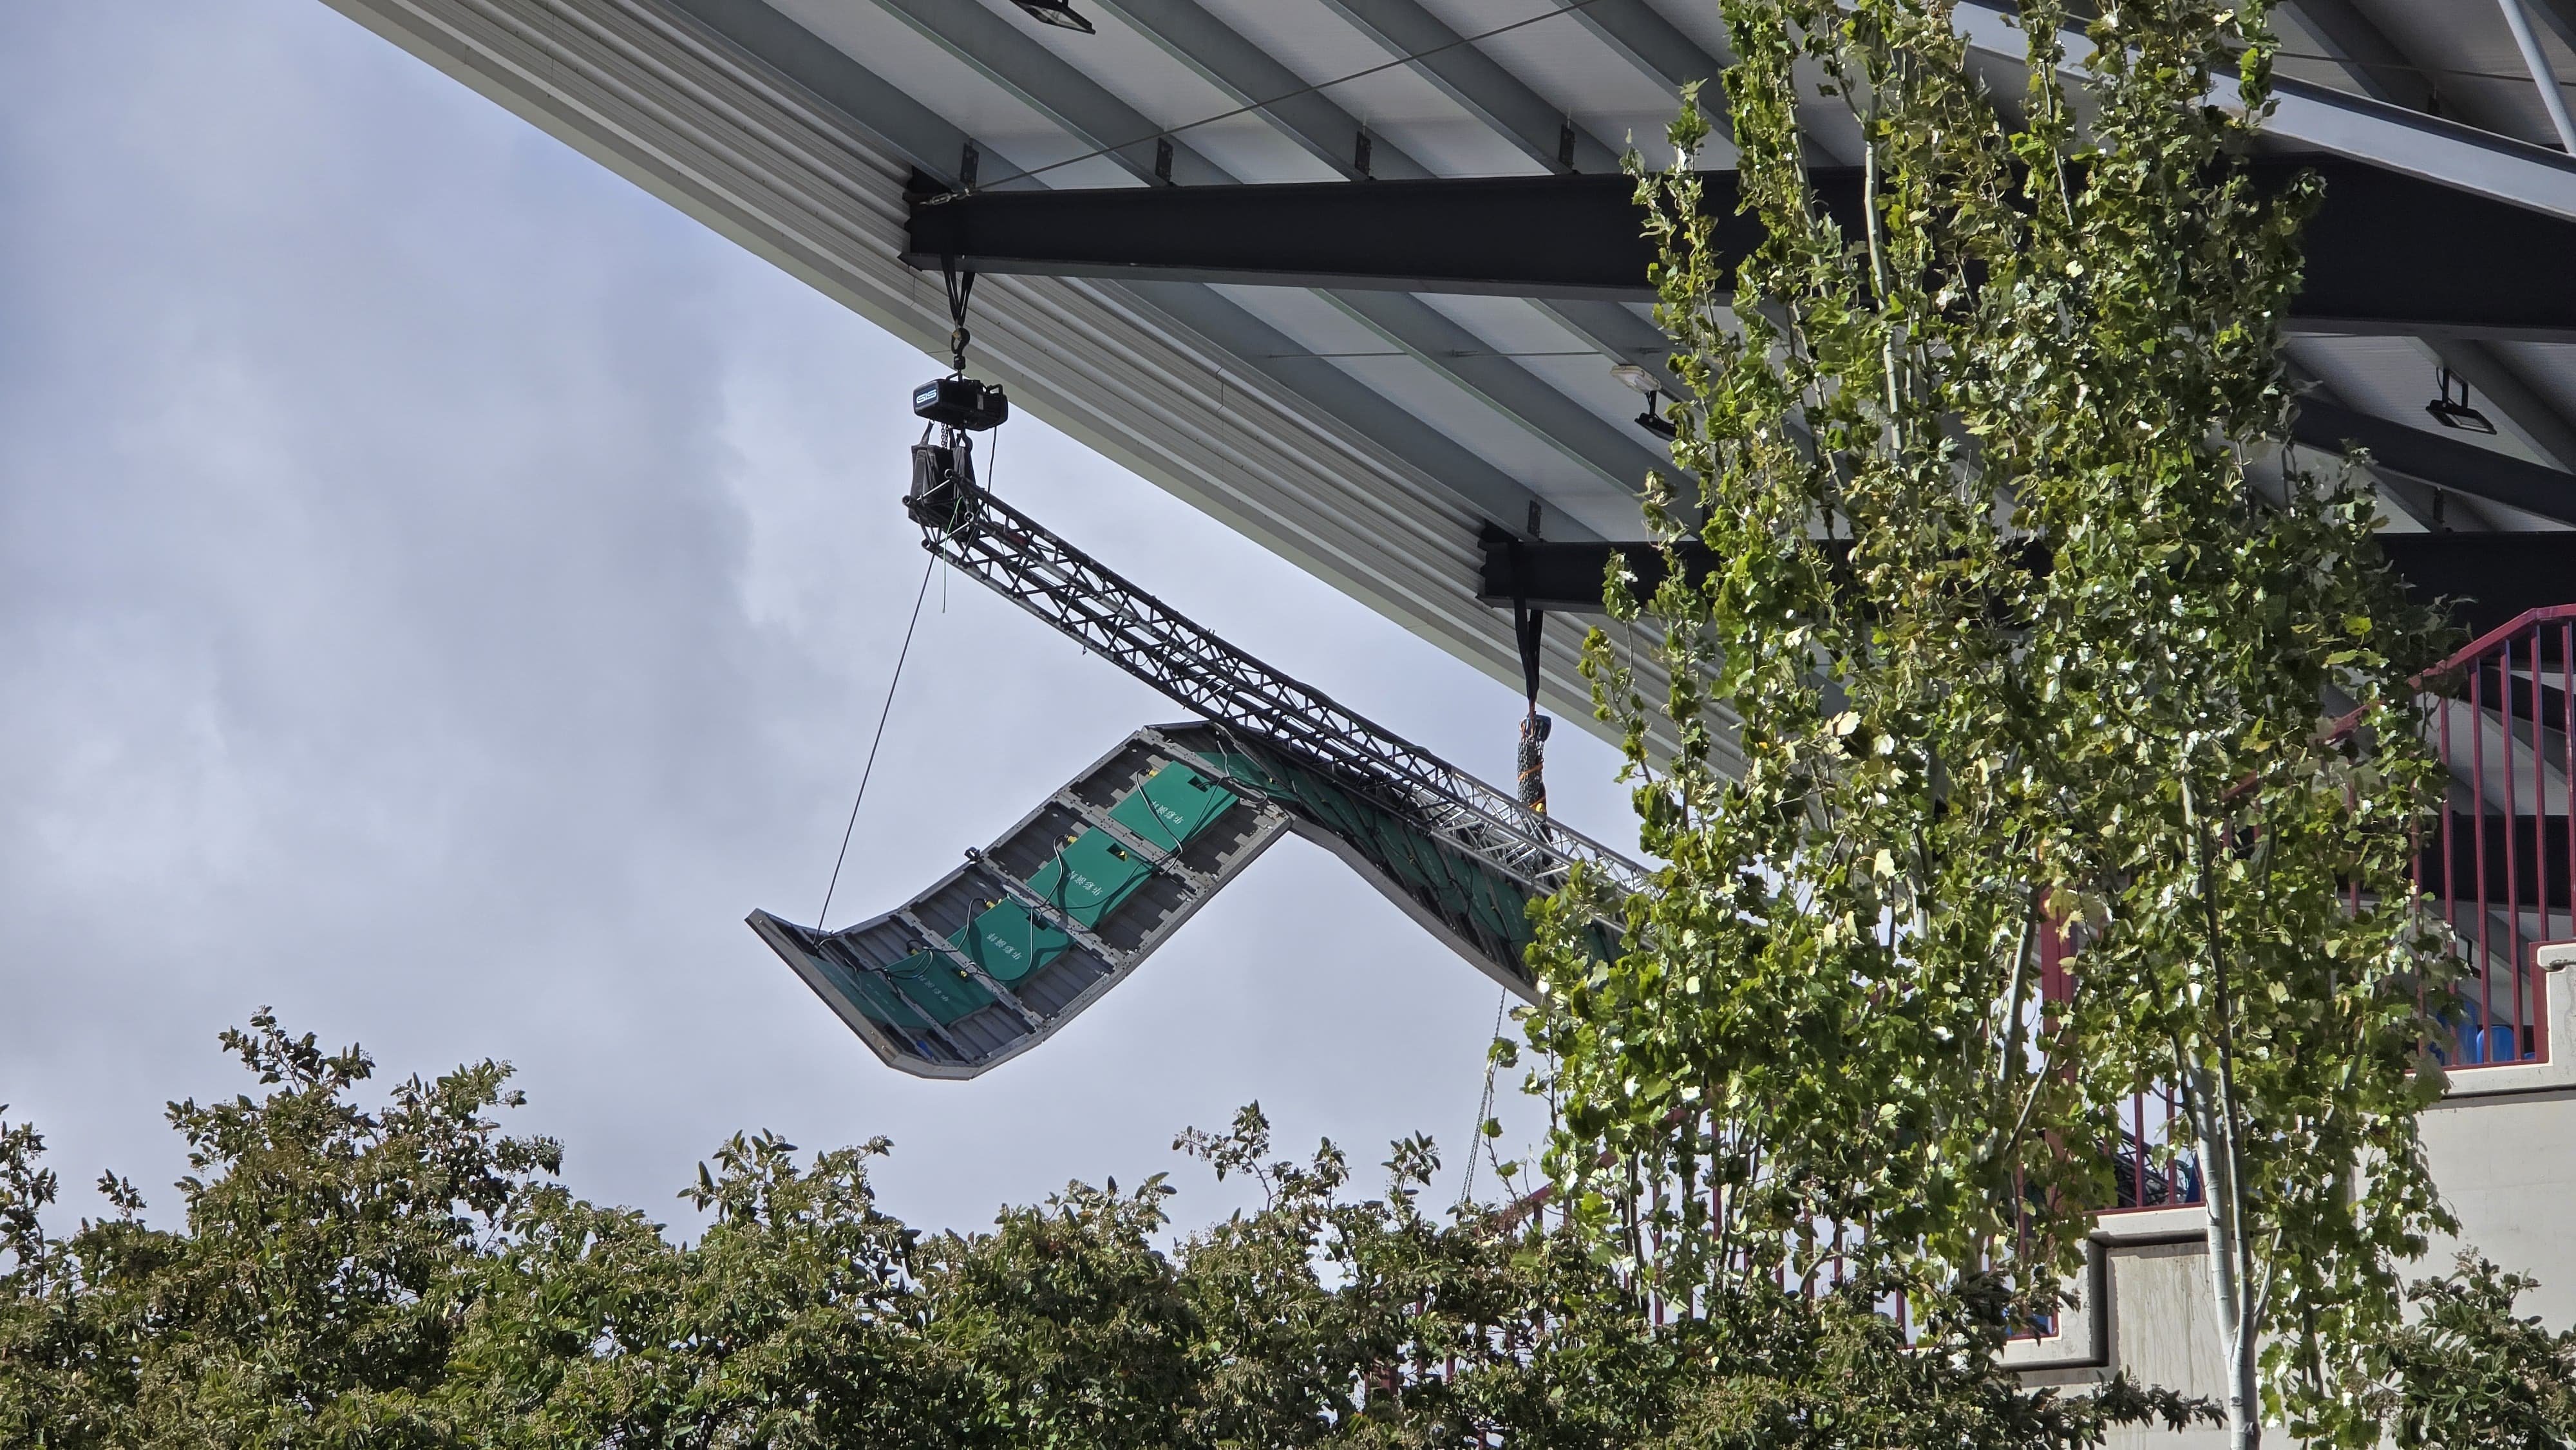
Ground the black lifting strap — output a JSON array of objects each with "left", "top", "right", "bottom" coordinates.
[
  {"left": 1513, "top": 502, "right": 1551, "bottom": 815},
  {"left": 1513, "top": 599, "right": 1551, "bottom": 816},
  {"left": 942, "top": 258, "right": 976, "bottom": 375}
]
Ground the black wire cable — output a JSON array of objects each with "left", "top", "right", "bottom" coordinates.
[
  {"left": 819, "top": 373, "right": 997, "bottom": 931},
  {"left": 2255, "top": 47, "right": 2576, "bottom": 91},
  {"left": 817, "top": 550, "right": 939, "bottom": 930},
  {"left": 1459, "top": 988, "right": 1510, "bottom": 1208}
]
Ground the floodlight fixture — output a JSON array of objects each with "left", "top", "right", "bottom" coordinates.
[
  {"left": 1012, "top": 0, "right": 1096, "bottom": 32},
  {"left": 2426, "top": 366, "right": 2497, "bottom": 435},
  {"left": 1613, "top": 362, "right": 1678, "bottom": 439}
]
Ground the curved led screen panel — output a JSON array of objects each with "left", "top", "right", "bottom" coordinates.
[{"left": 750, "top": 721, "right": 1615, "bottom": 1078}]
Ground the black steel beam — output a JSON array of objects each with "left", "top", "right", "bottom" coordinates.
[
  {"left": 2374, "top": 533, "right": 2576, "bottom": 638},
  {"left": 906, "top": 161, "right": 2576, "bottom": 339},
  {"left": 1479, "top": 529, "right": 2576, "bottom": 640},
  {"left": 2292, "top": 399, "right": 2576, "bottom": 527},
  {"left": 905, "top": 169, "right": 1856, "bottom": 301},
  {"left": 1477, "top": 534, "right": 1703, "bottom": 612}
]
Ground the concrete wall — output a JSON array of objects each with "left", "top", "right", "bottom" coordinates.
[
  {"left": 2417, "top": 953, "right": 2576, "bottom": 1330},
  {"left": 2009, "top": 945, "right": 2576, "bottom": 1447}
]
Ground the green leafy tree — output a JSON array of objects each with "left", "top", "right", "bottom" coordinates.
[
  {"left": 453, "top": 1128, "right": 947, "bottom": 1447},
  {"left": 2367, "top": 1254, "right": 2576, "bottom": 1450},
  {"left": 1654, "top": 1276, "right": 2213, "bottom": 1450},
  {"left": 1, "top": 1012, "right": 2234, "bottom": 1449},
  {"left": 924, "top": 1173, "right": 1200, "bottom": 1448},
  {"left": 0, "top": 1010, "right": 561, "bottom": 1448},
  {"left": 1526, "top": 3, "right": 2455, "bottom": 1447}
]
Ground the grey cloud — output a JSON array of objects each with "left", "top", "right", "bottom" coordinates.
[{"left": 0, "top": 0, "right": 1635, "bottom": 1238}]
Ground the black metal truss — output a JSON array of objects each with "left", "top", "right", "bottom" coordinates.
[
  {"left": 1139, "top": 724, "right": 1564, "bottom": 996},
  {"left": 905, "top": 457, "right": 1649, "bottom": 904},
  {"left": 905, "top": 160, "right": 2576, "bottom": 340},
  {"left": 1481, "top": 522, "right": 2576, "bottom": 640}
]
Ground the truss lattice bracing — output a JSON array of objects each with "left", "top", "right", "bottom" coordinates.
[
  {"left": 743, "top": 446, "right": 1643, "bottom": 1077},
  {"left": 907, "top": 444, "right": 1649, "bottom": 907},
  {"left": 752, "top": 715, "right": 1625, "bottom": 1077}
]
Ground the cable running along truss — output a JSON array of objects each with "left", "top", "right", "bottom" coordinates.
[
  {"left": 744, "top": 436, "right": 1645, "bottom": 1078},
  {"left": 907, "top": 442, "right": 1647, "bottom": 907}
]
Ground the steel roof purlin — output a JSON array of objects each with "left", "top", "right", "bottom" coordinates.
[
  {"left": 2496, "top": 0, "right": 2576, "bottom": 155},
  {"left": 1309, "top": 0, "right": 1621, "bottom": 175},
  {"left": 873, "top": 0, "right": 1231, "bottom": 186},
  {"left": 663, "top": 0, "right": 1604, "bottom": 543},
  {"left": 2274, "top": 0, "right": 2576, "bottom": 476},
  {"left": 1955, "top": 0, "right": 2576, "bottom": 222},
  {"left": 308, "top": 0, "right": 2576, "bottom": 789},
  {"left": 2534, "top": 0, "right": 2576, "bottom": 52},
  {"left": 1084, "top": 0, "right": 1692, "bottom": 436},
  {"left": 1560, "top": 0, "right": 1870, "bottom": 164},
  {"left": 1084, "top": 0, "right": 1426, "bottom": 180},
  {"left": 1120, "top": 278, "right": 1600, "bottom": 537},
  {"left": 875, "top": 0, "right": 1667, "bottom": 504},
  {"left": 658, "top": 0, "right": 978, "bottom": 182},
  {"left": 2281, "top": 0, "right": 2439, "bottom": 113},
  {"left": 2295, "top": 399, "right": 2576, "bottom": 529}
]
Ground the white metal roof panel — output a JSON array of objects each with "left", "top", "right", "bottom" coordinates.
[
  {"left": 971, "top": 0, "right": 1344, "bottom": 182},
  {"left": 2295, "top": 335, "right": 2565, "bottom": 471},
  {"left": 317, "top": 0, "right": 2576, "bottom": 780},
  {"left": 2355, "top": 0, "right": 2575, "bottom": 148}
]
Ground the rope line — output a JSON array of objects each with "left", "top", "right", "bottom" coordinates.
[
  {"left": 1459, "top": 988, "right": 1510, "bottom": 1207},
  {"left": 817, "top": 551, "right": 939, "bottom": 930}
]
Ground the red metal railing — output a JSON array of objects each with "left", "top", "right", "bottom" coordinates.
[
  {"left": 2088, "top": 603, "right": 2576, "bottom": 1216},
  {"left": 2047, "top": 921, "right": 2202, "bottom": 1215},
  {"left": 2417, "top": 605, "right": 2576, "bottom": 1071}
]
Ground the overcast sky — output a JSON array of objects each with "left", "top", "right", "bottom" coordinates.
[{"left": 0, "top": 0, "right": 1642, "bottom": 1237}]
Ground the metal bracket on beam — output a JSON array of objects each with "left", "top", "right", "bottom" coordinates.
[
  {"left": 892, "top": 905, "right": 1047, "bottom": 1029},
  {"left": 960, "top": 854, "right": 1134, "bottom": 971},
  {"left": 1048, "top": 789, "right": 1218, "bottom": 894}
]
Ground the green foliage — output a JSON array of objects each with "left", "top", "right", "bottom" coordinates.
[
  {"left": 925, "top": 1174, "right": 1198, "bottom": 1447},
  {"left": 462, "top": 1128, "right": 940, "bottom": 1447},
  {"left": 0, "top": 1013, "right": 2252, "bottom": 1447},
  {"left": 1522, "top": 1, "right": 2458, "bottom": 1445},
  {"left": 2367, "top": 1253, "right": 2576, "bottom": 1450},
  {"left": 1656, "top": 1276, "right": 2215, "bottom": 1450},
  {"left": 0, "top": 1009, "right": 562, "bottom": 1449}
]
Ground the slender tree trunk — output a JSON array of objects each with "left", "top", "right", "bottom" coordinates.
[
  {"left": 2186, "top": 1061, "right": 2260, "bottom": 1450},
  {"left": 2182, "top": 786, "right": 2261, "bottom": 1449}
]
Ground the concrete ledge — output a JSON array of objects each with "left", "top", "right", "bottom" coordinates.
[
  {"left": 2002, "top": 1241, "right": 2108, "bottom": 1370},
  {"left": 2090, "top": 1205, "right": 2208, "bottom": 1247}
]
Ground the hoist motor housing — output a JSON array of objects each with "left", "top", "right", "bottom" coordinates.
[{"left": 913, "top": 375, "right": 1010, "bottom": 431}]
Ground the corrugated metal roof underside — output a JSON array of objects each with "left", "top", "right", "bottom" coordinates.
[{"left": 319, "top": 0, "right": 2576, "bottom": 777}]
